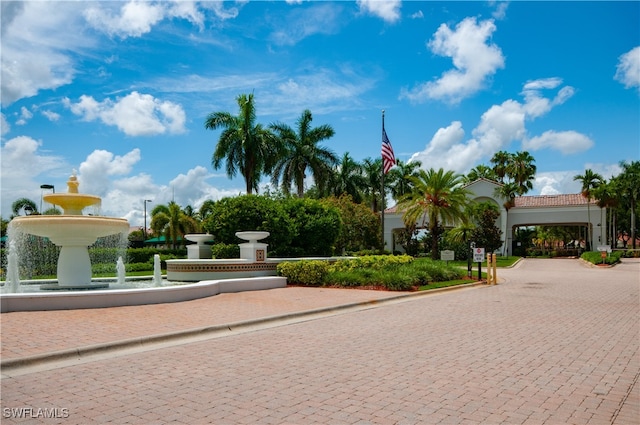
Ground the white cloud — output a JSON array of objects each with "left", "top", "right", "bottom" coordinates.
[
  {"left": 614, "top": 46, "right": 640, "bottom": 92},
  {"left": 270, "top": 3, "right": 344, "bottom": 46},
  {"left": 400, "top": 17, "right": 504, "bottom": 104},
  {"left": 0, "top": 2, "right": 88, "bottom": 106},
  {"left": 0, "top": 113, "right": 9, "bottom": 135},
  {"left": 15, "top": 106, "right": 33, "bottom": 126},
  {"left": 357, "top": 0, "right": 401, "bottom": 23},
  {"left": 42, "top": 110, "right": 61, "bottom": 122},
  {"left": 78, "top": 149, "right": 142, "bottom": 197},
  {"left": 65, "top": 91, "right": 186, "bottom": 136},
  {"left": 524, "top": 130, "right": 594, "bottom": 155},
  {"left": 490, "top": 1, "right": 509, "bottom": 20},
  {"left": 409, "top": 79, "right": 587, "bottom": 174},
  {"left": 411, "top": 10, "right": 424, "bottom": 20},
  {"left": 0, "top": 136, "right": 68, "bottom": 217},
  {"left": 521, "top": 78, "right": 575, "bottom": 118},
  {"left": 84, "top": 2, "right": 165, "bottom": 38}
]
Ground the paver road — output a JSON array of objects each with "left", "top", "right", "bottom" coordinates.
[{"left": 1, "top": 258, "right": 638, "bottom": 424}]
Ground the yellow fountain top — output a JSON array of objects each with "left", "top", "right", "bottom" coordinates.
[{"left": 43, "top": 170, "right": 101, "bottom": 215}]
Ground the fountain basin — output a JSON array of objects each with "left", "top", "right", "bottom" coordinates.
[
  {"left": 0, "top": 277, "right": 287, "bottom": 312},
  {"left": 43, "top": 192, "right": 101, "bottom": 215},
  {"left": 236, "top": 231, "right": 269, "bottom": 242},
  {"left": 10, "top": 216, "right": 129, "bottom": 288}
]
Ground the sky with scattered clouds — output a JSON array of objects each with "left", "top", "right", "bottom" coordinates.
[{"left": 1, "top": 0, "right": 639, "bottom": 226}]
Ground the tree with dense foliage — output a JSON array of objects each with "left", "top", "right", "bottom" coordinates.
[
  {"left": 322, "top": 194, "right": 382, "bottom": 253},
  {"left": 204, "top": 93, "right": 281, "bottom": 194},
  {"left": 398, "top": 168, "right": 472, "bottom": 259},
  {"left": 574, "top": 168, "right": 604, "bottom": 250},
  {"left": 269, "top": 109, "right": 337, "bottom": 198},
  {"left": 202, "top": 195, "right": 296, "bottom": 256},
  {"left": 470, "top": 203, "right": 503, "bottom": 254},
  {"left": 283, "top": 197, "right": 342, "bottom": 256}
]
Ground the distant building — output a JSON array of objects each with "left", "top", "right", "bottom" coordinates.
[{"left": 384, "top": 178, "right": 605, "bottom": 255}]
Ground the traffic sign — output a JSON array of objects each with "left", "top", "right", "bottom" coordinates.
[{"left": 473, "top": 247, "right": 485, "bottom": 262}]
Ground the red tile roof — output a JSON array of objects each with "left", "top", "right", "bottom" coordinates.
[
  {"left": 385, "top": 193, "right": 597, "bottom": 213},
  {"left": 513, "top": 194, "right": 596, "bottom": 208}
]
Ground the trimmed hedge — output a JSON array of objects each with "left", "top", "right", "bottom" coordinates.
[
  {"left": 277, "top": 255, "right": 463, "bottom": 291},
  {"left": 581, "top": 250, "right": 623, "bottom": 265}
]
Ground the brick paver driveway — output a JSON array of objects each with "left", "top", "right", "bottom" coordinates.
[{"left": 1, "top": 258, "right": 638, "bottom": 424}]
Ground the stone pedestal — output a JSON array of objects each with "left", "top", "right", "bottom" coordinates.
[
  {"left": 239, "top": 242, "right": 267, "bottom": 262},
  {"left": 187, "top": 244, "right": 212, "bottom": 259}
]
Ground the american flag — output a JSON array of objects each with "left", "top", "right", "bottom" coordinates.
[{"left": 381, "top": 127, "right": 395, "bottom": 174}]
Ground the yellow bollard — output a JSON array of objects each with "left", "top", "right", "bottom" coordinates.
[
  {"left": 492, "top": 253, "right": 498, "bottom": 285},
  {"left": 486, "top": 253, "right": 492, "bottom": 285}
]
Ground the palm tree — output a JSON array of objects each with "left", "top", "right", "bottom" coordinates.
[
  {"left": 507, "top": 151, "right": 537, "bottom": 195},
  {"left": 150, "top": 202, "right": 198, "bottom": 249},
  {"left": 328, "top": 152, "right": 366, "bottom": 203},
  {"left": 398, "top": 168, "right": 471, "bottom": 259},
  {"left": 387, "top": 159, "right": 422, "bottom": 202},
  {"left": 464, "top": 164, "right": 498, "bottom": 184},
  {"left": 574, "top": 169, "right": 604, "bottom": 250},
  {"left": 493, "top": 181, "right": 519, "bottom": 255},
  {"left": 361, "top": 157, "right": 383, "bottom": 212},
  {"left": 490, "top": 151, "right": 511, "bottom": 183},
  {"left": 616, "top": 160, "right": 640, "bottom": 249},
  {"left": 270, "top": 109, "right": 337, "bottom": 197},
  {"left": 204, "top": 93, "right": 281, "bottom": 194},
  {"left": 11, "top": 198, "right": 38, "bottom": 217}
]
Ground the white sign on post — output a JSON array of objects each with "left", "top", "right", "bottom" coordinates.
[
  {"left": 597, "top": 245, "right": 612, "bottom": 253},
  {"left": 440, "top": 250, "right": 455, "bottom": 261},
  {"left": 473, "top": 247, "right": 485, "bottom": 262}
]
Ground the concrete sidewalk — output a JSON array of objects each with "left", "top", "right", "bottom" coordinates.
[{"left": 1, "top": 258, "right": 638, "bottom": 424}]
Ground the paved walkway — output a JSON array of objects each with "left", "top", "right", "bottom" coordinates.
[{"left": 1, "top": 258, "right": 638, "bottom": 424}]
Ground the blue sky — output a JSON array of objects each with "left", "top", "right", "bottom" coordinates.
[{"left": 1, "top": 1, "right": 639, "bottom": 226}]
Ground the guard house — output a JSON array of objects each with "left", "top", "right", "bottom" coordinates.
[{"left": 383, "top": 178, "right": 606, "bottom": 255}]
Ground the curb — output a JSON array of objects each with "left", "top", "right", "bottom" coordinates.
[{"left": 1, "top": 281, "right": 486, "bottom": 373}]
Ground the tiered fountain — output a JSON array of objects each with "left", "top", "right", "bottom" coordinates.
[{"left": 8, "top": 171, "right": 129, "bottom": 289}]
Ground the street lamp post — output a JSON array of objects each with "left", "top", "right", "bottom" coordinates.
[
  {"left": 143, "top": 199, "right": 152, "bottom": 240},
  {"left": 40, "top": 184, "right": 55, "bottom": 212}
]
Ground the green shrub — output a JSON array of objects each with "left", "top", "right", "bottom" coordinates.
[
  {"left": 329, "top": 255, "right": 413, "bottom": 272},
  {"left": 277, "top": 260, "right": 330, "bottom": 286},
  {"left": 581, "top": 250, "right": 622, "bottom": 265},
  {"left": 211, "top": 243, "right": 240, "bottom": 259}
]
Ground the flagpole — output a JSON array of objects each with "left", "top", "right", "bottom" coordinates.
[{"left": 381, "top": 109, "right": 385, "bottom": 253}]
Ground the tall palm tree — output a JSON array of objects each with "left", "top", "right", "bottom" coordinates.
[
  {"left": 387, "top": 159, "right": 422, "bottom": 202},
  {"left": 269, "top": 109, "right": 337, "bottom": 197},
  {"left": 507, "top": 151, "right": 537, "bottom": 195},
  {"left": 328, "top": 152, "right": 366, "bottom": 203},
  {"left": 464, "top": 164, "right": 498, "bottom": 184},
  {"left": 361, "top": 157, "right": 383, "bottom": 212},
  {"left": 11, "top": 198, "right": 38, "bottom": 217},
  {"left": 398, "top": 168, "right": 471, "bottom": 259},
  {"left": 204, "top": 93, "right": 281, "bottom": 194},
  {"left": 592, "top": 181, "right": 615, "bottom": 246},
  {"left": 490, "top": 151, "right": 511, "bottom": 183},
  {"left": 493, "top": 182, "right": 519, "bottom": 255},
  {"left": 574, "top": 169, "right": 604, "bottom": 250},
  {"left": 150, "top": 202, "right": 198, "bottom": 249},
  {"left": 616, "top": 160, "right": 640, "bottom": 249}
]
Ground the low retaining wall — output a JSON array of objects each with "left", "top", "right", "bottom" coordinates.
[{"left": 0, "top": 276, "right": 287, "bottom": 313}]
